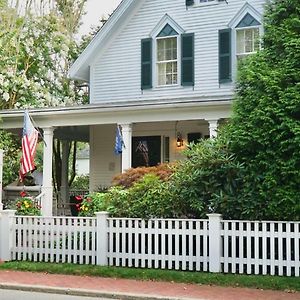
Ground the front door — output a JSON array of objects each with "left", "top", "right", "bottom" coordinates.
[{"left": 132, "top": 136, "right": 161, "bottom": 168}]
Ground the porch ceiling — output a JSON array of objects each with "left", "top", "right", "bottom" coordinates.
[
  {"left": 55, "top": 126, "right": 89, "bottom": 142},
  {"left": 0, "top": 98, "right": 232, "bottom": 130}
]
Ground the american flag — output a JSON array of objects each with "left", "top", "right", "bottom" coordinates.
[{"left": 19, "top": 110, "right": 39, "bottom": 181}]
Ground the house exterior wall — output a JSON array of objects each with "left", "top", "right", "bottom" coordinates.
[
  {"left": 90, "top": 124, "right": 121, "bottom": 190},
  {"left": 90, "top": 120, "right": 212, "bottom": 190},
  {"left": 90, "top": 0, "right": 265, "bottom": 104}
]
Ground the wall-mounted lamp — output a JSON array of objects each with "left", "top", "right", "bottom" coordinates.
[{"left": 176, "top": 133, "right": 184, "bottom": 147}]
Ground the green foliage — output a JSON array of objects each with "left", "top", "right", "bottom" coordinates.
[
  {"left": 0, "top": 1, "right": 87, "bottom": 110},
  {"left": 169, "top": 138, "right": 246, "bottom": 219},
  {"left": 78, "top": 193, "right": 107, "bottom": 217},
  {"left": 107, "top": 174, "right": 177, "bottom": 219},
  {"left": 0, "top": 130, "right": 20, "bottom": 186},
  {"left": 71, "top": 175, "right": 89, "bottom": 190},
  {"left": 80, "top": 174, "right": 180, "bottom": 219},
  {"left": 224, "top": 0, "right": 300, "bottom": 220},
  {"left": 15, "top": 197, "right": 41, "bottom": 216}
]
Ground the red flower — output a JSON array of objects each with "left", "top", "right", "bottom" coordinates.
[
  {"left": 20, "top": 191, "right": 27, "bottom": 197},
  {"left": 75, "top": 195, "right": 83, "bottom": 201}
]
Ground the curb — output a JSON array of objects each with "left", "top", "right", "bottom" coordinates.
[{"left": 0, "top": 283, "right": 201, "bottom": 300}]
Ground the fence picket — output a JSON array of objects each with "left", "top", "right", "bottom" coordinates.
[
  {"left": 4, "top": 214, "right": 299, "bottom": 277},
  {"left": 278, "top": 223, "right": 283, "bottom": 276}
]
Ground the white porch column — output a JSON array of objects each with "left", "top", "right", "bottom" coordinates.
[
  {"left": 120, "top": 123, "right": 132, "bottom": 172},
  {"left": 206, "top": 119, "right": 219, "bottom": 138},
  {"left": 60, "top": 141, "right": 70, "bottom": 207},
  {"left": 41, "top": 127, "right": 54, "bottom": 216},
  {"left": 0, "top": 149, "right": 3, "bottom": 211}
]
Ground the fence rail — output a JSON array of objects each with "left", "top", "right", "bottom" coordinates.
[{"left": 0, "top": 211, "right": 299, "bottom": 277}]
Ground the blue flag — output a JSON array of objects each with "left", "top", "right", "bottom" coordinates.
[{"left": 114, "top": 126, "right": 124, "bottom": 155}]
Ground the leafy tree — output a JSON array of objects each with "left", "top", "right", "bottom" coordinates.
[
  {"left": 0, "top": 0, "right": 88, "bottom": 185},
  {"left": 224, "top": 0, "right": 300, "bottom": 220},
  {"left": 0, "top": 130, "right": 20, "bottom": 186}
]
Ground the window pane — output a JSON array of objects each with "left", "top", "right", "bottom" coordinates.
[
  {"left": 245, "top": 29, "right": 253, "bottom": 52},
  {"left": 237, "top": 28, "right": 260, "bottom": 55},
  {"left": 156, "top": 37, "right": 177, "bottom": 86},
  {"left": 236, "top": 30, "right": 244, "bottom": 54},
  {"left": 157, "top": 39, "right": 165, "bottom": 61},
  {"left": 253, "top": 28, "right": 260, "bottom": 51}
]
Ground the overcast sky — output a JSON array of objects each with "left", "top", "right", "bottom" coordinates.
[{"left": 80, "top": 0, "right": 122, "bottom": 35}]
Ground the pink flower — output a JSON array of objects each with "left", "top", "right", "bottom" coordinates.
[{"left": 75, "top": 195, "right": 83, "bottom": 201}]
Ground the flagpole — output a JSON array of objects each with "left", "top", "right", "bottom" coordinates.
[{"left": 27, "top": 110, "right": 47, "bottom": 147}]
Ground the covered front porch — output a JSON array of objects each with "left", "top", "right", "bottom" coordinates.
[{"left": 0, "top": 99, "right": 231, "bottom": 216}]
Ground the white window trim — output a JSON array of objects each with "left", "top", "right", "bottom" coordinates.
[
  {"left": 236, "top": 26, "right": 261, "bottom": 56},
  {"left": 150, "top": 14, "right": 184, "bottom": 89},
  {"left": 155, "top": 35, "right": 180, "bottom": 88}
]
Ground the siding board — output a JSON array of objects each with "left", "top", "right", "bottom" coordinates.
[{"left": 91, "top": 0, "right": 265, "bottom": 103}]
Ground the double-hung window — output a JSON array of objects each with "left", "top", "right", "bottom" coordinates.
[{"left": 156, "top": 25, "right": 179, "bottom": 86}]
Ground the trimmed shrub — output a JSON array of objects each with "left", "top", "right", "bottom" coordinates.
[{"left": 112, "top": 163, "right": 176, "bottom": 188}]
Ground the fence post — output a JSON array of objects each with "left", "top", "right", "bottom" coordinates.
[
  {"left": 0, "top": 210, "right": 16, "bottom": 261},
  {"left": 95, "top": 211, "right": 109, "bottom": 266},
  {"left": 207, "top": 213, "right": 222, "bottom": 273}
]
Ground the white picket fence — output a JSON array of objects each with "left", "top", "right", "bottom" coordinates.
[{"left": 0, "top": 210, "right": 299, "bottom": 277}]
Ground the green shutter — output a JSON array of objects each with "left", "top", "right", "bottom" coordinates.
[
  {"left": 181, "top": 33, "right": 194, "bottom": 86},
  {"left": 141, "top": 38, "right": 152, "bottom": 89},
  {"left": 186, "top": 0, "right": 194, "bottom": 6},
  {"left": 219, "top": 28, "right": 232, "bottom": 83}
]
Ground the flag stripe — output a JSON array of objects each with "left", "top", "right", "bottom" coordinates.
[{"left": 19, "top": 111, "right": 39, "bottom": 181}]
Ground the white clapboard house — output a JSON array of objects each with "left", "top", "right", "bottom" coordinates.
[{"left": 0, "top": 0, "right": 265, "bottom": 215}]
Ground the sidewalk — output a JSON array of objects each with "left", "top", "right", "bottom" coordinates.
[{"left": 0, "top": 270, "right": 299, "bottom": 300}]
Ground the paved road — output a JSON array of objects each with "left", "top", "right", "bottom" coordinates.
[{"left": 0, "top": 289, "right": 117, "bottom": 300}]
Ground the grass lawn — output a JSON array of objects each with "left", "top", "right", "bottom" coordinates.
[{"left": 0, "top": 261, "right": 299, "bottom": 292}]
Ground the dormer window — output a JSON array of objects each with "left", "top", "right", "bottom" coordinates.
[
  {"left": 219, "top": 5, "right": 263, "bottom": 83},
  {"left": 156, "top": 24, "right": 178, "bottom": 86},
  {"left": 236, "top": 13, "right": 261, "bottom": 59},
  {"left": 141, "top": 15, "right": 194, "bottom": 90}
]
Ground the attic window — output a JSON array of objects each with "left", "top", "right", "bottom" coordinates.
[
  {"left": 157, "top": 24, "right": 179, "bottom": 37},
  {"left": 236, "top": 14, "right": 261, "bottom": 58},
  {"left": 236, "top": 13, "right": 261, "bottom": 28}
]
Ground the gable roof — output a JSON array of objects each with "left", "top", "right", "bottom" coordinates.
[{"left": 69, "top": 0, "right": 142, "bottom": 81}]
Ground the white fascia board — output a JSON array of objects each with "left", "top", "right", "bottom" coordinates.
[
  {"left": 0, "top": 97, "right": 232, "bottom": 129},
  {"left": 68, "top": 0, "right": 137, "bottom": 81}
]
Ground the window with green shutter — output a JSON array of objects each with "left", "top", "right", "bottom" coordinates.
[
  {"left": 219, "top": 28, "right": 231, "bottom": 83},
  {"left": 141, "top": 38, "right": 152, "bottom": 89},
  {"left": 142, "top": 17, "right": 194, "bottom": 89},
  {"left": 181, "top": 33, "right": 194, "bottom": 86}
]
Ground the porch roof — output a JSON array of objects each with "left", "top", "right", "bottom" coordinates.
[{"left": 0, "top": 97, "right": 232, "bottom": 130}]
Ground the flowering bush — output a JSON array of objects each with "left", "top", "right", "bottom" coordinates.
[
  {"left": 15, "top": 196, "right": 41, "bottom": 216},
  {"left": 78, "top": 193, "right": 108, "bottom": 217}
]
